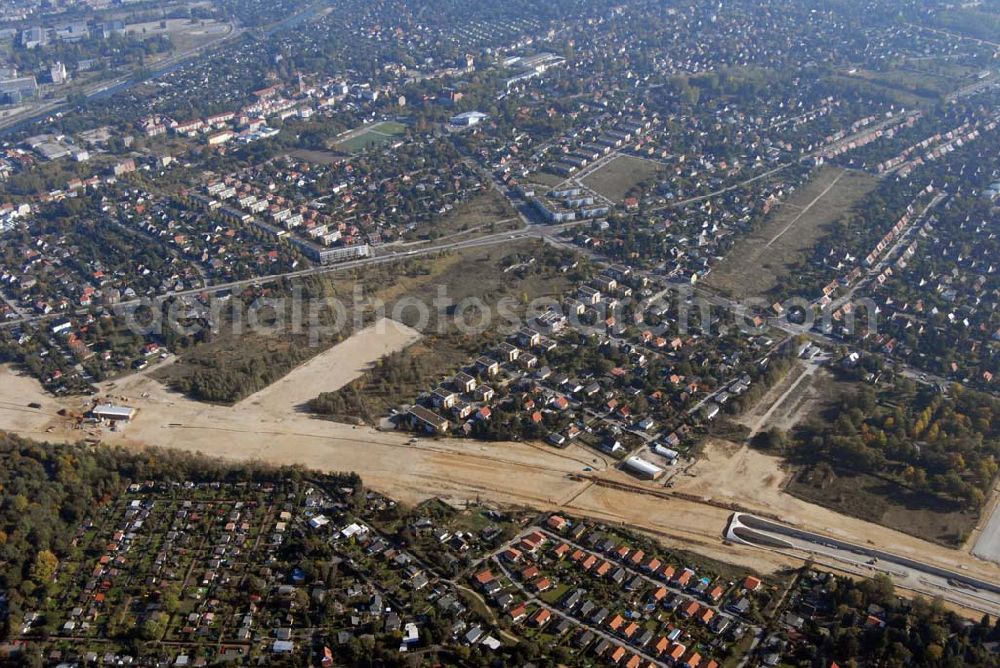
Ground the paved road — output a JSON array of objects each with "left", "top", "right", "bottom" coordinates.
[
  {"left": 727, "top": 513, "right": 1000, "bottom": 616},
  {"left": 492, "top": 554, "right": 671, "bottom": 666},
  {"left": 905, "top": 23, "right": 1000, "bottom": 49},
  {"left": 0, "top": 22, "right": 242, "bottom": 134},
  {"left": 763, "top": 170, "right": 845, "bottom": 249},
  {"left": 744, "top": 355, "right": 822, "bottom": 436},
  {"left": 532, "top": 526, "right": 740, "bottom": 621},
  {"left": 823, "top": 192, "right": 945, "bottom": 313},
  {"left": 971, "top": 495, "right": 1000, "bottom": 565},
  {"left": 648, "top": 111, "right": 914, "bottom": 213}
]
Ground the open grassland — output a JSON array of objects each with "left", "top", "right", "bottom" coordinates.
[
  {"left": 525, "top": 170, "right": 567, "bottom": 188},
  {"left": 126, "top": 18, "right": 232, "bottom": 53},
  {"left": 931, "top": 7, "right": 1000, "bottom": 44},
  {"left": 581, "top": 154, "right": 663, "bottom": 202},
  {"left": 786, "top": 466, "right": 978, "bottom": 547},
  {"left": 838, "top": 64, "right": 973, "bottom": 103},
  {"left": 402, "top": 188, "right": 518, "bottom": 241},
  {"left": 286, "top": 148, "right": 346, "bottom": 165},
  {"left": 152, "top": 240, "right": 568, "bottom": 405},
  {"left": 704, "top": 166, "right": 877, "bottom": 299},
  {"left": 308, "top": 240, "right": 574, "bottom": 421}
]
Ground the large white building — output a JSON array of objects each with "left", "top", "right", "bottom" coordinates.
[
  {"left": 449, "top": 111, "right": 488, "bottom": 127},
  {"left": 652, "top": 444, "right": 679, "bottom": 464},
  {"left": 91, "top": 404, "right": 136, "bottom": 422},
  {"left": 623, "top": 456, "right": 664, "bottom": 480}
]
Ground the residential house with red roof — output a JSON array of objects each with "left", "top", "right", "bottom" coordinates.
[
  {"left": 531, "top": 608, "right": 550, "bottom": 627},
  {"left": 681, "top": 601, "right": 700, "bottom": 618},
  {"left": 683, "top": 652, "right": 702, "bottom": 668},
  {"left": 668, "top": 643, "right": 686, "bottom": 662}
]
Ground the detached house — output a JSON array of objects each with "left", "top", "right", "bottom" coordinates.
[
  {"left": 498, "top": 342, "right": 520, "bottom": 362},
  {"left": 516, "top": 327, "right": 541, "bottom": 348},
  {"left": 475, "top": 357, "right": 500, "bottom": 376},
  {"left": 407, "top": 406, "right": 449, "bottom": 434},
  {"left": 453, "top": 372, "right": 477, "bottom": 393},
  {"left": 579, "top": 286, "right": 602, "bottom": 305},
  {"left": 431, "top": 388, "right": 457, "bottom": 409}
]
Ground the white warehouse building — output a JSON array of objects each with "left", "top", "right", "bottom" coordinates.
[
  {"left": 622, "top": 456, "right": 664, "bottom": 480},
  {"left": 652, "top": 444, "right": 679, "bottom": 464},
  {"left": 91, "top": 404, "right": 136, "bottom": 422}
]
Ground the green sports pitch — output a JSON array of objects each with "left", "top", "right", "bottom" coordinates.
[{"left": 333, "top": 121, "right": 408, "bottom": 153}]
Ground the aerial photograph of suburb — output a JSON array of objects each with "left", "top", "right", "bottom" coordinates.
[{"left": 0, "top": 0, "right": 998, "bottom": 665}]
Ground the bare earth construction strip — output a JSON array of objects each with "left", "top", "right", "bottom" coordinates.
[{"left": 4, "top": 352, "right": 1000, "bottom": 608}]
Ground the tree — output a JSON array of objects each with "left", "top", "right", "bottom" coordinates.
[
  {"left": 752, "top": 427, "right": 788, "bottom": 452},
  {"left": 863, "top": 574, "right": 895, "bottom": 606},
  {"left": 138, "top": 612, "right": 167, "bottom": 640},
  {"left": 161, "top": 584, "right": 181, "bottom": 614},
  {"left": 925, "top": 644, "right": 944, "bottom": 661},
  {"left": 30, "top": 550, "right": 59, "bottom": 585}
]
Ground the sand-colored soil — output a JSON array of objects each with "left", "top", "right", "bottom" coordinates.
[
  {"left": 4, "top": 321, "right": 1000, "bottom": 586},
  {"left": 676, "top": 439, "right": 1000, "bottom": 583},
  {"left": 738, "top": 361, "right": 825, "bottom": 435},
  {"left": 0, "top": 365, "right": 59, "bottom": 439},
  {"left": 235, "top": 318, "right": 423, "bottom": 416},
  {"left": 0, "top": 318, "right": 607, "bottom": 513}
]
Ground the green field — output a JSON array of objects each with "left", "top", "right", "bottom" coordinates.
[
  {"left": 704, "top": 166, "right": 878, "bottom": 300},
  {"left": 581, "top": 154, "right": 663, "bottom": 202},
  {"left": 402, "top": 189, "right": 518, "bottom": 241},
  {"left": 333, "top": 121, "right": 408, "bottom": 153}
]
